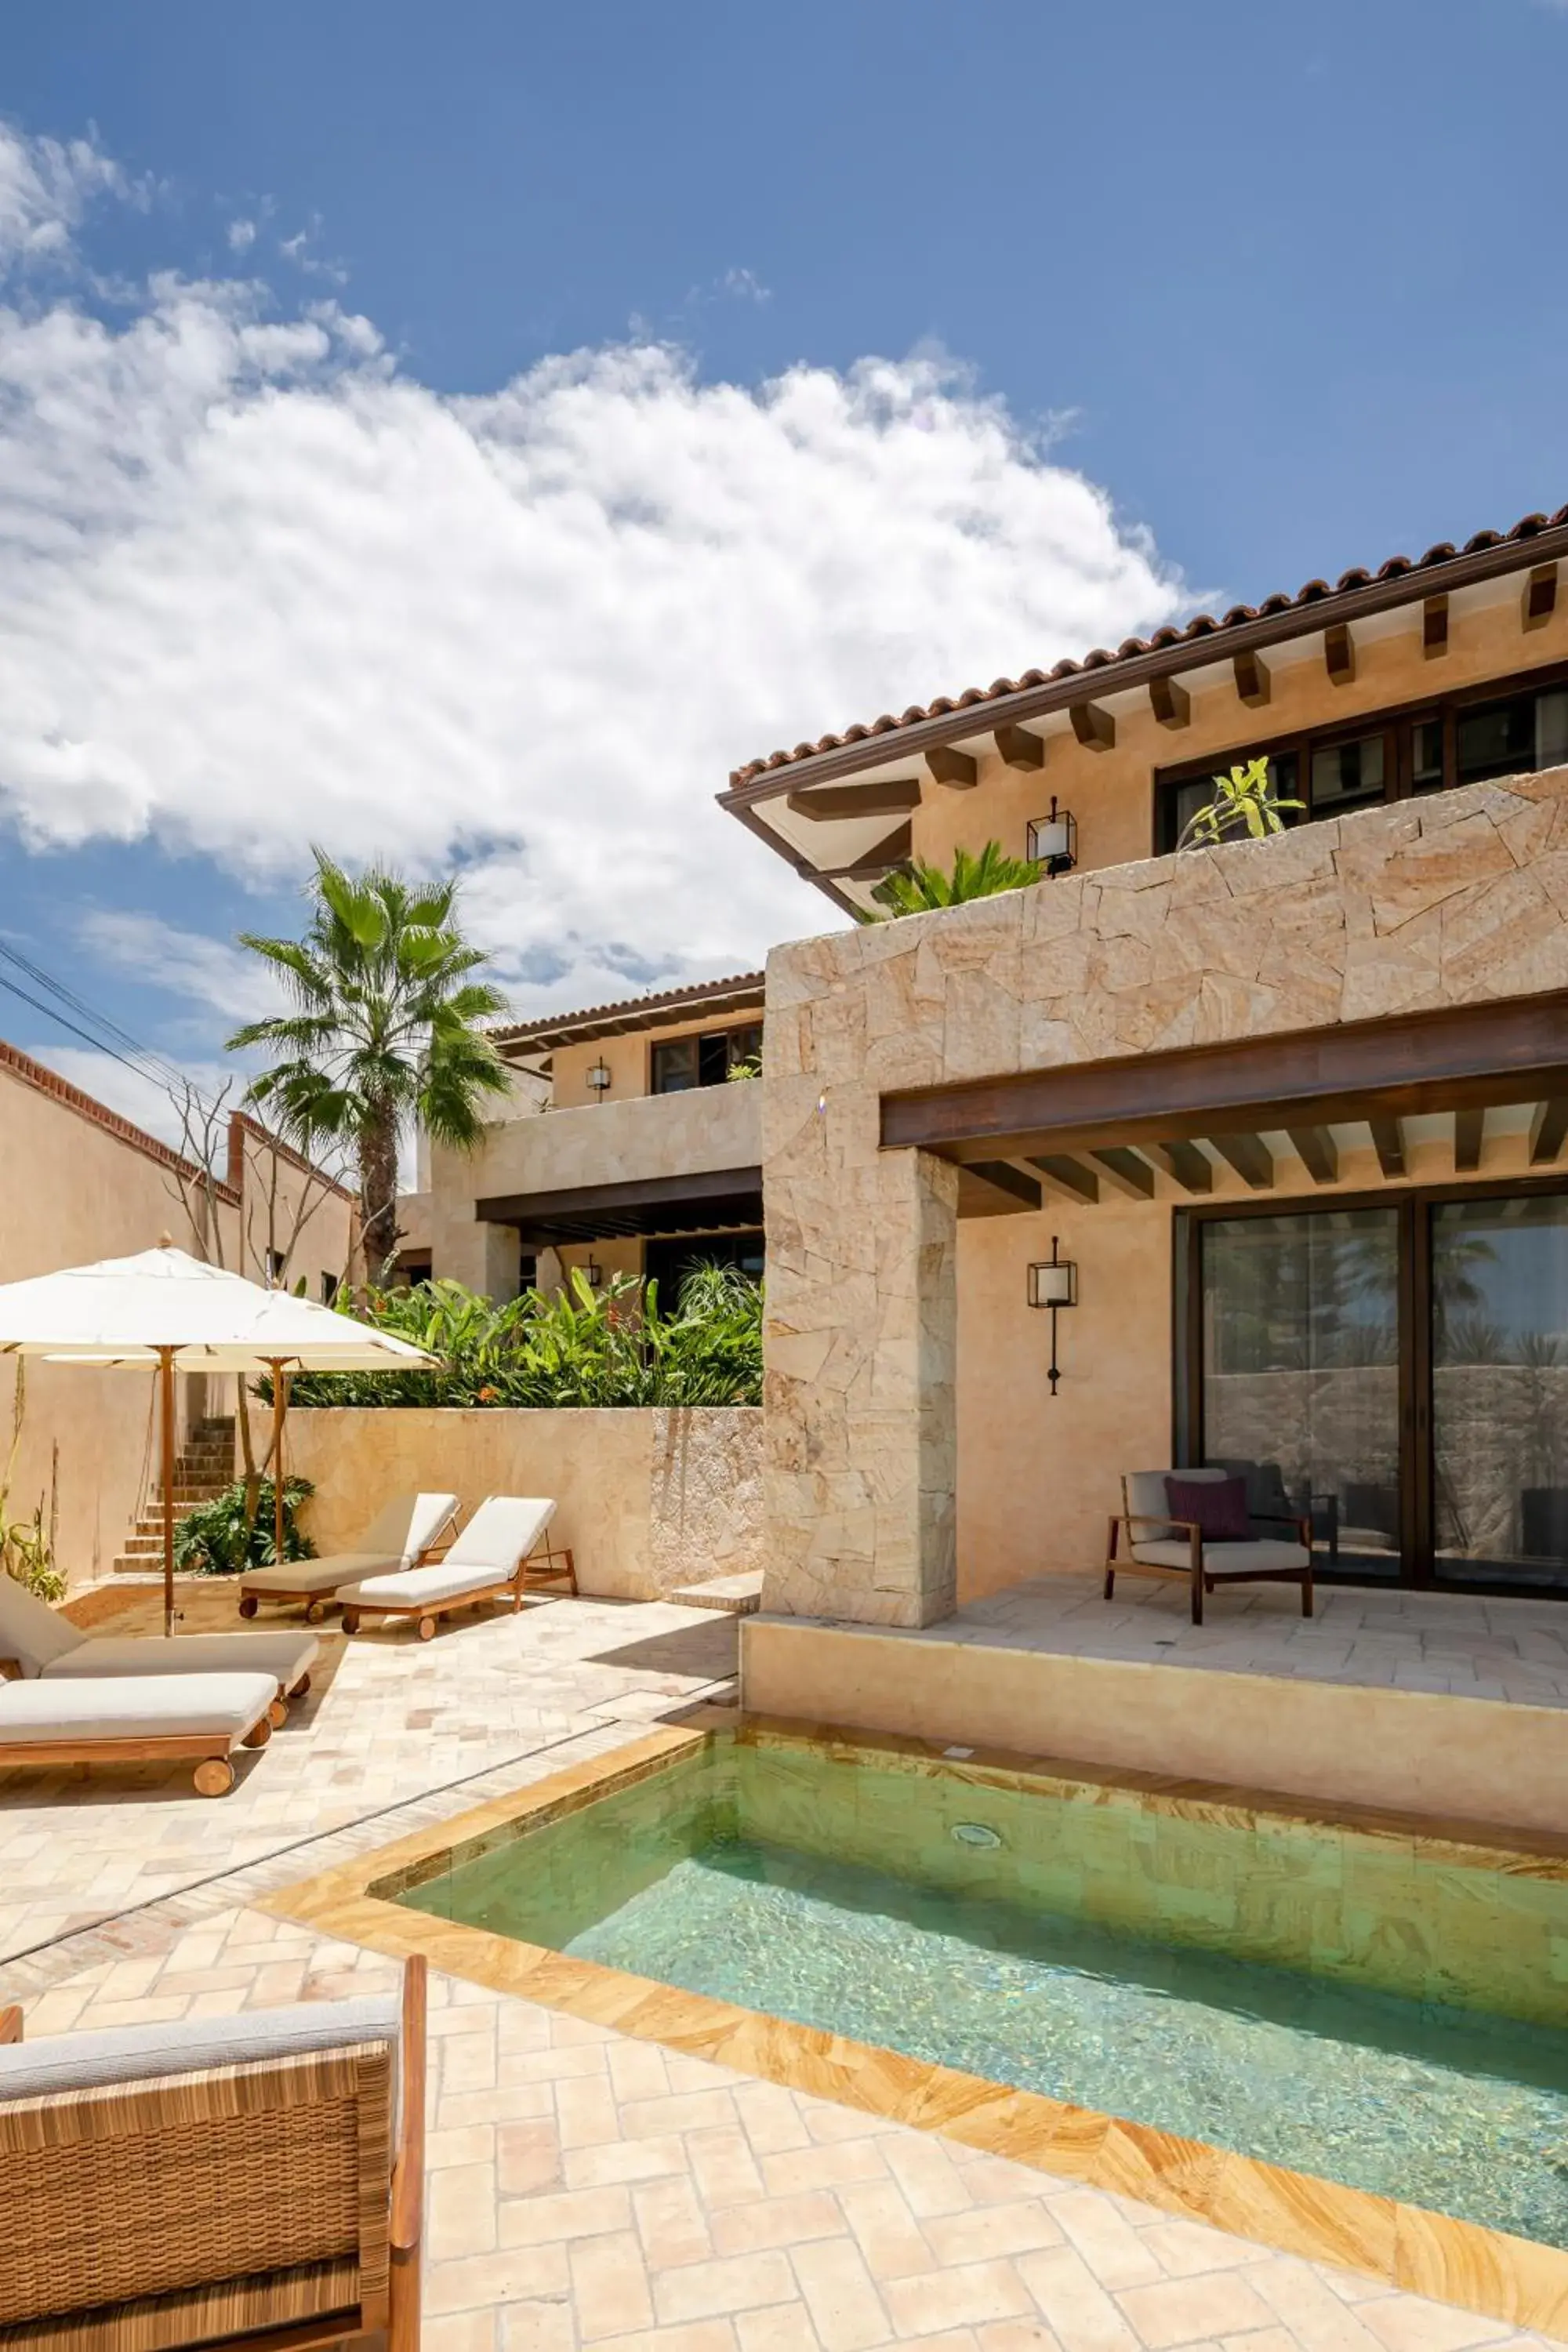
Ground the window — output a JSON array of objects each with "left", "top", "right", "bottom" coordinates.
[
  {"left": 1156, "top": 666, "right": 1568, "bottom": 851},
  {"left": 320, "top": 1272, "right": 340, "bottom": 1305},
  {"left": 267, "top": 1249, "right": 286, "bottom": 1283},
  {"left": 651, "top": 1022, "right": 763, "bottom": 1094}
]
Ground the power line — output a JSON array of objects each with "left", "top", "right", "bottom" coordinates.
[{"left": 0, "top": 938, "right": 231, "bottom": 1123}]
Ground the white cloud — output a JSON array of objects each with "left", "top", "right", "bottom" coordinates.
[
  {"left": 227, "top": 217, "right": 256, "bottom": 253},
  {"left": 75, "top": 910, "right": 284, "bottom": 1025},
  {"left": 0, "top": 122, "right": 1189, "bottom": 1014},
  {"left": 29, "top": 1045, "right": 243, "bottom": 1153}
]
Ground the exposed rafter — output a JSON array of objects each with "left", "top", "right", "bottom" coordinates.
[
  {"left": 1149, "top": 676, "right": 1190, "bottom": 730},
  {"left": 1027, "top": 1154, "right": 1099, "bottom": 1204},
  {"left": 926, "top": 745, "right": 978, "bottom": 790},
  {"left": 786, "top": 778, "right": 923, "bottom": 822},
  {"left": 1149, "top": 1140, "right": 1212, "bottom": 1194},
  {"left": 993, "top": 724, "right": 1045, "bottom": 771},
  {"left": 1454, "top": 1106, "right": 1483, "bottom": 1172},
  {"left": 1423, "top": 593, "right": 1449, "bottom": 659},
  {"left": 1287, "top": 1127, "right": 1339, "bottom": 1185},
  {"left": 967, "top": 1160, "right": 1044, "bottom": 1210},
  {"left": 1210, "top": 1133, "right": 1273, "bottom": 1189},
  {"left": 1530, "top": 1098, "right": 1568, "bottom": 1165},
  {"left": 1232, "top": 649, "right": 1270, "bottom": 708},
  {"left": 1524, "top": 562, "right": 1559, "bottom": 632},
  {"left": 1089, "top": 1147, "right": 1156, "bottom": 1200},
  {"left": 1325, "top": 622, "right": 1355, "bottom": 685},
  {"left": 819, "top": 819, "right": 913, "bottom": 878},
  {"left": 1069, "top": 702, "right": 1116, "bottom": 753},
  {"left": 1370, "top": 1116, "right": 1405, "bottom": 1179}
]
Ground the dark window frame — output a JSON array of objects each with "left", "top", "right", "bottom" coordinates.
[
  {"left": 649, "top": 1020, "right": 764, "bottom": 1096},
  {"left": 1153, "top": 655, "right": 1568, "bottom": 853}
]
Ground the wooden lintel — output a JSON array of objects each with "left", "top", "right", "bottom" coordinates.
[
  {"left": 820, "top": 818, "right": 913, "bottom": 878},
  {"left": 1232, "top": 650, "right": 1270, "bottom": 709},
  {"left": 1287, "top": 1126, "right": 1338, "bottom": 1185},
  {"left": 1149, "top": 1139, "right": 1212, "bottom": 1194},
  {"left": 787, "top": 778, "right": 923, "bottom": 822},
  {"left": 1325, "top": 622, "right": 1355, "bottom": 685},
  {"left": 1149, "top": 676, "right": 1190, "bottom": 731},
  {"left": 1089, "top": 1147, "right": 1156, "bottom": 1200},
  {"left": 1529, "top": 1098, "right": 1568, "bottom": 1165},
  {"left": 993, "top": 724, "right": 1045, "bottom": 771},
  {"left": 1524, "top": 563, "right": 1559, "bottom": 632},
  {"left": 926, "top": 745, "right": 978, "bottom": 790},
  {"left": 1453, "top": 1105, "right": 1483, "bottom": 1172},
  {"left": 1069, "top": 702, "right": 1116, "bottom": 753},
  {"left": 967, "top": 1159, "right": 1044, "bottom": 1210},
  {"left": 1027, "top": 1154, "right": 1099, "bottom": 1204},
  {"left": 1210, "top": 1132, "right": 1273, "bottom": 1189},
  {"left": 1422, "top": 593, "right": 1449, "bottom": 659},
  {"left": 1369, "top": 1116, "right": 1405, "bottom": 1179}
]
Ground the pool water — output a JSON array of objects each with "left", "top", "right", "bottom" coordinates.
[{"left": 396, "top": 1736, "right": 1568, "bottom": 2246}]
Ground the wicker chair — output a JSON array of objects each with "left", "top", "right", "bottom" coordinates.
[{"left": 0, "top": 1956, "right": 425, "bottom": 2350}]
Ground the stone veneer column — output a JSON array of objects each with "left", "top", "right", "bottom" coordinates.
[{"left": 760, "top": 937, "right": 959, "bottom": 1628}]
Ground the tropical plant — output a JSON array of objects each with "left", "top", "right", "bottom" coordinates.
[
  {"left": 858, "top": 839, "right": 1044, "bottom": 921},
  {"left": 1176, "top": 757, "right": 1304, "bottom": 851},
  {"left": 173, "top": 1476, "right": 318, "bottom": 1576},
  {"left": 278, "top": 1265, "right": 763, "bottom": 1410},
  {"left": 726, "top": 1052, "right": 763, "bottom": 1082},
  {"left": 0, "top": 1364, "right": 63, "bottom": 1602},
  {"left": 228, "top": 851, "right": 514, "bottom": 1279}
]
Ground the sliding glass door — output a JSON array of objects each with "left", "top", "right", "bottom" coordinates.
[{"left": 1189, "top": 1185, "right": 1568, "bottom": 1597}]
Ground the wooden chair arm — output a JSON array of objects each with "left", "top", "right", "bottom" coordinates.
[
  {"left": 1119, "top": 1513, "right": 1202, "bottom": 1537},
  {"left": 390, "top": 1953, "right": 426, "bottom": 2253},
  {"left": 0, "top": 2003, "right": 22, "bottom": 2044},
  {"left": 1250, "top": 1512, "right": 1314, "bottom": 1545}
]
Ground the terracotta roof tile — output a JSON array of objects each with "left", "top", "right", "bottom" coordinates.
[
  {"left": 490, "top": 970, "right": 766, "bottom": 1054},
  {"left": 728, "top": 503, "right": 1568, "bottom": 787}
]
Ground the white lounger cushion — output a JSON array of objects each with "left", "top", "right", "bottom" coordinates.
[
  {"left": 340, "top": 1496, "right": 555, "bottom": 1609},
  {"left": 42, "top": 1628, "right": 318, "bottom": 1690},
  {"left": 0, "top": 1990, "right": 401, "bottom": 2102},
  {"left": 1129, "top": 1538, "right": 1310, "bottom": 1573},
  {"left": 241, "top": 1490, "right": 459, "bottom": 1595},
  {"left": 0, "top": 1671, "right": 278, "bottom": 1744},
  {"left": 0, "top": 1573, "right": 89, "bottom": 1672}
]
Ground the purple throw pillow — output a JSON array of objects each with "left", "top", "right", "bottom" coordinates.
[{"left": 1164, "top": 1475, "right": 1251, "bottom": 1543}]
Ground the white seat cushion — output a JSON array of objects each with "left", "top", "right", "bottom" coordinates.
[
  {"left": 240, "top": 1490, "right": 459, "bottom": 1596},
  {"left": 240, "top": 1552, "right": 401, "bottom": 1596},
  {"left": 0, "top": 1573, "right": 85, "bottom": 1675},
  {"left": 0, "top": 1671, "right": 278, "bottom": 1744},
  {"left": 0, "top": 1990, "right": 401, "bottom": 2102},
  {"left": 1127, "top": 1538, "right": 1310, "bottom": 1574},
  {"left": 42, "top": 1628, "right": 318, "bottom": 1690},
  {"left": 1123, "top": 1467, "right": 1228, "bottom": 1545},
  {"left": 340, "top": 1559, "right": 514, "bottom": 1609}
]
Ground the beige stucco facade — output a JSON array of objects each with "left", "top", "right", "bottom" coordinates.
[
  {"left": 759, "top": 762, "right": 1568, "bottom": 1631},
  {"left": 0, "top": 1050, "right": 354, "bottom": 1588}
]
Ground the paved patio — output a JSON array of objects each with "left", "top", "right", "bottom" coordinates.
[
  {"left": 4, "top": 1582, "right": 1565, "bottom": 2350},
  {"left": 935, "top": 1577, "right": 1568, "bottom": 1707}
]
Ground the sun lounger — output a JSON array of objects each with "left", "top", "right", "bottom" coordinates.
[
  {"left": 0, "top": 1573, "right": 317, "bottom": 1726},
  {"left": 0, "top": 1670, "right": 280, "bottom": 1795},
  {"left": 339, "top": 1495, "right": 571, "bottom": 1640},
  {"left": 0, "top": 1955, "right": 425, "bottom": 2349},
  {"left": 238, "top": 1489, "right": 459, "bottom": 1621}
]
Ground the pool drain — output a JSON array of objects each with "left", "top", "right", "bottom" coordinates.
[{"left": 951, "top": 1821, "right": 1004, "bottom": 1849}]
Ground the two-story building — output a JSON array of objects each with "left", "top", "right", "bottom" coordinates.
[
  {"left": 720, "top": 502, "right": 1568, "bottom": 1624},
  {"left": 407, "top": 972, "right": 766, "bottom": 1301}
]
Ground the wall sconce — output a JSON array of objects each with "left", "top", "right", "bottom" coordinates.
[
  {"left": 583, "top": 1259, "right": 603, "bottom": 1287},
  {"left": 1026, "top": 797, "right": 1078, "bottom": 877},
  {"left": 586, "top": 1060, "right": 612, "bottom": 1094},
  {"left": 1027, "top": 1236, "right": 1078, "bottom": 1396}
]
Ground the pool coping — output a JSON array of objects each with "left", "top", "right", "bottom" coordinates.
[{"left": 260, "top": 1705, "right": 1568, "bottom": 2336}]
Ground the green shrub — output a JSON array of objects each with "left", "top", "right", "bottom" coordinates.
[
  {"left": 173, "top": 1476, "right": 317, "bottom": 1575},
  {"left": 277, "top": 1264, "right": 763, "bottom": 1410}
]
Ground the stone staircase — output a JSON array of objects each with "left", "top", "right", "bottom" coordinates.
[{"left": 112, "top": 1416, "right": 235, "bottom": 1576}]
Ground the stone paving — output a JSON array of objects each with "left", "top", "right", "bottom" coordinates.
[
  {"left": 931, "top": 1577, "right": 1568, "bottom": 1708},
  {"left": 3, "top": 1587, "right": 1564, "bottom": 2350}
]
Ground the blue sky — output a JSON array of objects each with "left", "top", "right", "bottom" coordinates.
[{"left": 0, "top": 0, "right": 1564, "bottom": 1140}]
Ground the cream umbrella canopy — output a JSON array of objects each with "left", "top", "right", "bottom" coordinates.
[{"left": 0, "top": 1243, "right": 437, "bottom": 1635}]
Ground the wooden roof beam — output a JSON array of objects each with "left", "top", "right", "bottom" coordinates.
[
  {"left": 1210, "top": 1132, "right": 1273, "bottom": 1189},
  {"left": 1089, "top": 1147, "right": 1156, "bottom": 1200},
  {"left": 967, "top": 1160, "right": 1044, "bottom": 1210},
  {"left": 1530, "top": 1098, "right": 1568, "bottom": 1165},
  {"left": 927, "top": 746, "right": 978, "bottom": 789},
  {"left": 1454, "top": 1106, "right": 1483, "bottom": 1172},
  {"left": 1287, "top": 1126, "right": 1338, "bottom": 1185},
  {"left": 786, "top": 778, "right": 922, "bottom": 822},
  {"left": 1370, "top": 1116, "right": 1405, "bottom": 1179},
  {"left": 1149, "top": 1140, "right": 1212, "bottom": 1194},
  {"left": 1423, "top": 593, "right": 1449, "bottom": 659},
  {"left": 1232, "top": 649, "right": 1270, "bottom": 709},
  {"left": 1069, "top": 702, "right": 1116, "bottom": 753},
  {"left": 993, "top": 724, "right": 1045, "bottom": 771},
  {"left": 1524, "top": 562, "right": 1559, "bottom": 632},
  {"left": 1325, "top": 622, "right": 1355, "bottom": 686},
  {"left": 1149, "top": 676, "right": 1190, "bottom": 730},
  {"left": 1027, "top": 1155, "right": 1100, "bottom": 1204},
  {"left": 819, "top": 819, "right": 912, "bottom": 879}
]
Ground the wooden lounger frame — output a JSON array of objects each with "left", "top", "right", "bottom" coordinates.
[
  {"left": 238, "top": 1537, "right": 456, "bottom": 1622},
  {"left": 0, "top": 1956, "right": 426, "bottom": 2351},
  {"left": 342, "top": 1539, "right": 577, "bottom": 1642},
  {"left": 0, "top": 1697, "right": 276, "bottom": 1797}
]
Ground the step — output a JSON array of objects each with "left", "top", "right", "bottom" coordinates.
[{"left": 669, "top": 1571, "right": 763, "bottom": 1615}]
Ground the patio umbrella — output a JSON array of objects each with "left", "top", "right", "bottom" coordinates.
[{"left": 0, "top": 1242, "right": 436, "bottom": 1635}]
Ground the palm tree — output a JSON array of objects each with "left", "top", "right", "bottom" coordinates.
[
  {"left": 860, "top": 839, "right": 1043, "bottom": 921},
  {"left": 228, "top": 851, "right": 513, "bottom": 1279}
]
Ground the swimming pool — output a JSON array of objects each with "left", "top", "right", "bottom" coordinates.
[{"left": 392, "top": 1728, "right": 1568, "bottom": 2249}]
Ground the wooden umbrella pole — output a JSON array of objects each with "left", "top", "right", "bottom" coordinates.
[
  {"left": 158, "top": 1346, "right": 176, "bottom": 1639},
  {"left": 267, "top": 1359, "right": 288, "bottom": 1568}
]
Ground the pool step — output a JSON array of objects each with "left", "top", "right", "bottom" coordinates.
[{"left": 670, "top": 1571, "right": 763, "bottom": 1616}]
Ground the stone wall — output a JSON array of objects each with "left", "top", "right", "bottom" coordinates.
[
  {"left": 284, "top": 1405, "right": 761, "bottom": 1601},
  {"left": 761, "top": 765, "right": 1568, "bottom": 1627}
]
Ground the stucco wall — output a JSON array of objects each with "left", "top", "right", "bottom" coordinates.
[
  {"left": 763, "top": 763, "right": 1568, "bottom": 1628},
  {"left": 908, "top": 579, "right": 1568, "bottom": 883},
  {"left": 552, "top": 1012, "right": 761, "bottom": 1110},
  {"left": 284, "top": 1404, "right": 761, "bottom": 1600}
]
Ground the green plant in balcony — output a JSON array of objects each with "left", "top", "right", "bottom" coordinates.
[
  {"left": 1176, "top": 756, "right": 1304, "bottom": 851},
  {"left": 859, "top": 839, "right": 1044, "bottom": 920}
]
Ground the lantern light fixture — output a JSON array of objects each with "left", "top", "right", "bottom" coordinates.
[
  {"left": 1027, "top": 1236, "right": 1078, "bottom": 1396},
  {"left": 586, "top": 1059, "right": 612, "bottom": 1094},
  {"left": 583, "top": 1259, "right": 603, "bottom": 1288},
  {"left": 1026, "top": 797, "right": 1078, "bottom": 877}
]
